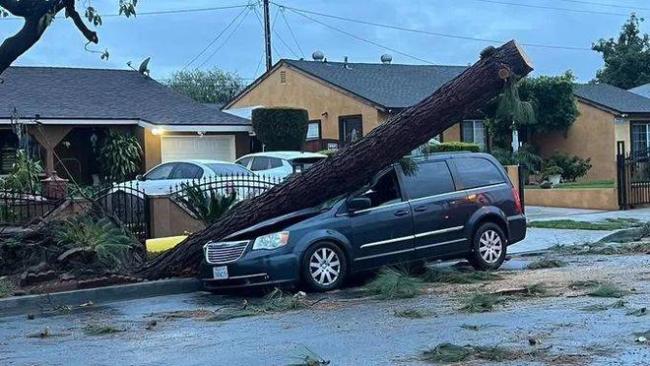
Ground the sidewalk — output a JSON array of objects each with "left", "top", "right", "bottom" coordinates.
[{"left": 525, "top": 205, "right": 650, "bottom": 222}]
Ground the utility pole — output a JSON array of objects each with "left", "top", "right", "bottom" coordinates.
[{"left": 263, "top": 0, "right": 273, "bottom": 71}]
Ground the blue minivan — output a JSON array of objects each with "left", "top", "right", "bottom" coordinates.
[{"left": 201, "top": 153, "right": 526, "bottom": 292}]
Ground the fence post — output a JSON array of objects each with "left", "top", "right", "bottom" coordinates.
[
  {"left": 616, "top": 140, "right": 627, "bottom": 210},
  {"left": 518, "top": 164, "right": 525, "bottom": 214}
]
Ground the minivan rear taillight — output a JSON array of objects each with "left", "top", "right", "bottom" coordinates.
[{"left": 512, "top": 186, "right": 523, "bottom": 214}]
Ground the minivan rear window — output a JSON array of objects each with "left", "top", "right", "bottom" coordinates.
[
  {"left": 402, "top": 161, "right": 455, "bottom": 199},
  {"left": 454, "top": 157, "right": 505, "bottom": 189}
]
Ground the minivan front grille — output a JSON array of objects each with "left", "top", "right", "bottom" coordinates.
[{"left": 204, "top": 240, "right": 249, "bottom": 264}]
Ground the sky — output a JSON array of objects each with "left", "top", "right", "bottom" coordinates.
[{"left": 0, "top": 0, "right": 648, "bottom": 84}]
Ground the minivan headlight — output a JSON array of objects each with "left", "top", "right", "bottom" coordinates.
[{"left": 252, "top": 231, "right": 290, "bottom": 250}]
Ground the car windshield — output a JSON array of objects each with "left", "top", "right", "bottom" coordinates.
[{"left": 206, "top": 163, "right": 253, "bottom": 176}]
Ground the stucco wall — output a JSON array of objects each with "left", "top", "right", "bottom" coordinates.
[
  {"left": 534, "top": 101, "right": 617, "bottom": 182},
  {"left": 231, "top": 65, "right": 381, "bottom": 142},
  {"left": 525, "top": 188, "right": 619, "bottom": 210},
  {"left": 149, "top": 195, "right": 205, "bottom": 238}
]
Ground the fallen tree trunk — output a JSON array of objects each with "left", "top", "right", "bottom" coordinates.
[{"left": 139, "top": 40, "right": 533, "bottom": 279}]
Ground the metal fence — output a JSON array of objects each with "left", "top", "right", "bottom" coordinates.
[
  {"left": 93, "top": 182, "right": 150, "bottom": 243},
  {"left": 0, "top": 189, "right": 65, "bottom": 226},
  {"left": 617, "top": 141, "right": 650, "bottom": 209},
  {"left": 170, "top": 173, "right": 283, "bottom": 205}
]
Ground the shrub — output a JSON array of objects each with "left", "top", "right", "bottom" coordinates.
[
  {"left": 252, "top": 107, "right": 309, "bottom": 151},
  {"left": 176, "top": 182, "right": 238, "bottom": 225},
  {"left": 99, "top": 130, "right": 142, "bottom": 182},
  {"left": 426, "top": 141, "right": 480, "bottom": 153},
  {"left": 541, "top": 164, "right": 563, "bottom": 179},
  {"left": 2, "top": 150, "right": 43, "bottom": 192},
  {"left": 545, "top": 152, "right": 592, "bottom": 182},
  {"left": 490, "top": 143, "right": 543, "bottom": 176}
]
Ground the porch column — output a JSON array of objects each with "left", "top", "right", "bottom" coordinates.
[{"left": 28, "top": 125, "right": 73, "bottom": 176}]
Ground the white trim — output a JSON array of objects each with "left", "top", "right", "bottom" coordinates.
[
  {"left": 355, "top": 238, "right": 468, "bottom": 261},
  {"left": 414, "top": 226, "right": 464, "bottom": 238},
  {"left": 0, "top": 118, "right": 252, "bottom": 133},
  {"left": 360, "top": 235, "right": 412, "bottom": 249},
  {"left": 359, "top": 226, "right": 464, "bottom": 249}
]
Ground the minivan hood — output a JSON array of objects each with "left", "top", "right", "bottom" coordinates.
[{"left": 223, "top": 206, "right": 324, "bottom": 240}]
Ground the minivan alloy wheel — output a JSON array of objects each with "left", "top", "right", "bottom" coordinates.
[
  {"left": 479, "top": 229, "right": 503, "bottom": 264},
  {"left": 309, "top": 248, "right": 341, "bottom": 286}
]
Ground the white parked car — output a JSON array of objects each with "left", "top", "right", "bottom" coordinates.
[
  {"left": 235, "top": 151, "right": 327, "bottom": 179},
  {"left": 116, "top": 159, "right": 263, "bottom": 196}
]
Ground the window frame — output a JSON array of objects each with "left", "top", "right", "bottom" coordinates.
[
  {"left": 398, "top": 159, "right": 458, "bottom": 201},
  {"left": 306, "top": 120, "right": 322, "bottom": 141},
  {"left": 631, "top": 121, "right": 650, "bottom": 158},
  {"left": 460, "top": 119, "right": 487, "bottom": 151},
  {"left": 449, "top": 156, "right": 507, "bottom": 191}
]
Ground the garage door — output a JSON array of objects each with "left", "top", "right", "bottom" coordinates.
[{"left": 161, "top": 135, "right": 236, "bottom": 162}]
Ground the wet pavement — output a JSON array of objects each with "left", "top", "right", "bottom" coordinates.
[{"left": 2, "top": 254, "right": 649, "bottom": 366}]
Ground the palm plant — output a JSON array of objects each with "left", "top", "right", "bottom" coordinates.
[
  {"left": 176, "top": 182, "right": 238, "bottom": 225},
  {"left": 2, "top": 150, "right": 43, "bottom": 192}
]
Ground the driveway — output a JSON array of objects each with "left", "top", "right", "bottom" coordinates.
[{"left": 2, "top": 253, "right": 649, "bottom": 366}]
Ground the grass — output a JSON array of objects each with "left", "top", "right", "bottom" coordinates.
[
  {"left": 0, "top": 278, "right": 14, "bottom": 298},
  {"left": 569, "top": 280, "right": 602, "bottom": 290},
  {"left": 394, "top": 309, "right": 428, "bottom": 319},
  {"left": 366, "top": 268, "right": 423, "bottom": 300},
  {"left": 528, "top": 218, "right": 640, "bottom": 231},
  {"left": 525, "top": 180, "right": 615, "bottom": 189},
  {"left": 588, "top": 284, "right": 628, "bottom": 298},
  {"left": 551, "top": 241, "right": 650, "bottom": 256},
  {"left": 421, "top": 343, "right": 473, "bottom": 363},
  {"left": 82, "top": 324, "right": 125, "bottom": 336},
  {"left": 461, "top": 294, "right": 505, "bottom": 313},
  {"left": 527, "top": 258, "right": 567, "bottom": 270},
  {"left": 422, "top": 267, "right": 503, "bottom": 284}
]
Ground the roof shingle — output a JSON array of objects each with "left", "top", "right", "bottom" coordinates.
[
  {"left": 574, "top": 83, "right": 650, "bottom": 114},
  {"left": 284, "top": 59, "right": 468, "bottom": 109},
  {"left": 0, "top": 66, "right": 250, "bottom": 126}
]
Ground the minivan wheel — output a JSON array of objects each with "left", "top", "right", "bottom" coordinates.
[
  {"left": 302, "top": 242, "right": 347, "bottom": 292},
  {"left": 468, "top": 222, "right": 507, "bottom": 270}
]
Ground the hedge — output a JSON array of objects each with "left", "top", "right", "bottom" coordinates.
[
  {"left": 252, "top": 107, "right": 309, "bottom": 151},
  {"left": 426, "top": 142, "right": 481, "bottom": 153}
]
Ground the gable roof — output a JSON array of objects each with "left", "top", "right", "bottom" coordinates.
[
  {"left": 284, "top": 60, "right": 468, "bottom": 109},
  {"left": 0, "top": 66, "right": 250, "bottom": 126},
  {"left": 629, "top": 83, "right": 650, "bottom": 99},
  {"left": 574, "top": 83, "right": 650, "bottom": 114},
  {"left": 229, "top": 59, "right": 468, "bottom": 110}
]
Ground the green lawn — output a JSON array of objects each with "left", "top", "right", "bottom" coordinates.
[
  {"left": 525, "top": 180, "right": 615, "bottom": 189},
  {"left": 528, "top": 218, "right": 641, "bottom": 231}
]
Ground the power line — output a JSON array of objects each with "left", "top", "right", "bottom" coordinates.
[
  {"left": 279, "top": 7, "right": 306, "bottom": 58},
  {"left": 182, "top": 5, "right": 251, "bottom": 70},
  {"left": 286, "top": 7, "right": 436, "bottom": 65},
  {"left": 548, "top": 0, "right": 650, "bottom": 12},
  {"left": 252, "top": 5, "right": 284, "bottom": 60},
  {"left": 0, "top": 4, "right": 251, "bottom": 21},
  {"left": 467, "top": 0, "right": 629, "bottom": 17},
  {"left": 278, "top": 3, "right": 592, "bottom": 51},
  {"left": 196, "top": 6, "right": 252, "bottom": 69}
]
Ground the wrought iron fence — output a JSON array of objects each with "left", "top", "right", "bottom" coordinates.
[
  {"left": 0, "top": 188, "right": 65, "bottom": 226},
  {"left": 617, "top": 141, "right": 650, "bottom": 209},
  {"left": 170, "top": 174, "right": 283, "bottom": 222},
  {"left": 93, "top": 182, "right": 150, "bottom": 243}
]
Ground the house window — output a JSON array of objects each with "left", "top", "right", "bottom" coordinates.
[
  {"left": 632, "top": 122, "right": 650, "bottom": 158},
  {"left": 461, "top": 120, "right": 487, "bottom": 151},
  {"left": 306, "top": 120, "right": 321, "bottom": 140},
  {"left": 280, "top": 71, "right": 287, "bottom": 84}
]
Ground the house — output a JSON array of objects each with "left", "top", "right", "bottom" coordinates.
[
  {"left": 0, "top": 66, "right": 251, "bottom": 184},
  {"left": 224, "top": 58, "right": 481, "bottom": 151},
  {"left": 534, "top": 83, "right": 650, "bottom": 182}
]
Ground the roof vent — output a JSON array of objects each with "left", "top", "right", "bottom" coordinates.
[
  {"left": 312, "top": 51, "right": 325, "bottom": 61},
  {"left": 343, "top": 56, "right": 350, "bottom": 69},
  {"left": 381, "top": 54, "right": 392, "bottom": 64}
]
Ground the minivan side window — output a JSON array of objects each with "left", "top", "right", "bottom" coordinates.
[
  {"left": 454, "top": 157, "right": 505, "bottom": 189},
  {"left": 358, "top": 169, "right": 402, "bottom": 208},
  {"left": 402, "top": 161, "right": 455, "bottom": 199}
]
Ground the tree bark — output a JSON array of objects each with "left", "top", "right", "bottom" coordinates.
[
  {"left": 0, "top": 0, "right": 97, "bottom": 75},
  {"left": 139, "top": 40, "right": 534, "bottom": 279}
]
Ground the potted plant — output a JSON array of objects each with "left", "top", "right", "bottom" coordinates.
[{"left": 542, "top": 165, "right": 563, "bottom": 185}]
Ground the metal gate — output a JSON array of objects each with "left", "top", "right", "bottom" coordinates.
[
  {"left": 94, "top": 184, "right": 150, "bottom": 243},
  {"left": 616, "top": 141, "right": 650, "bottom": 209}
]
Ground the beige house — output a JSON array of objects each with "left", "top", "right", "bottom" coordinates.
[
  {"left": 225, "top": 58, "right": 477, "bottom": 151},
  {"left": 0, "top": 66, "right": 251, "bottom": 184}
]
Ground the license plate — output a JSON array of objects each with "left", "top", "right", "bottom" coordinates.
[{"left": 212, "top": 266, "right": 229, "bottom": 280}]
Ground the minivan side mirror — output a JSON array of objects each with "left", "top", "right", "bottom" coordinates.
[{"left": 348, "top": 197, "right": 371, "bottom": 212}]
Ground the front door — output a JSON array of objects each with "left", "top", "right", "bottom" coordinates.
[
  {"left": 347, "top": 168, "right": 414, "bottom": 270},
  {"left": 339, "top": 116, "right": 363, "bottom": 146},
  {"left": 401, "top": 160, "right": 469, "bottom": 259}
]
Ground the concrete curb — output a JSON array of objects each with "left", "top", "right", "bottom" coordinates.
[{"left": 0, "top": 278, "right": 201, "bottom": 318}]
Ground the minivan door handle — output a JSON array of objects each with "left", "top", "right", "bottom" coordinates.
[
  {"left": 394, "top": 209, "right": 410, "bottom": 217},
  {"left": 413, "top": 205, "right": 427, "bottom": 212}
]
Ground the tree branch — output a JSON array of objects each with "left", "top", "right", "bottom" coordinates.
[{"left": 64, "top": 0, "right": 98, "bottom": 44}]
